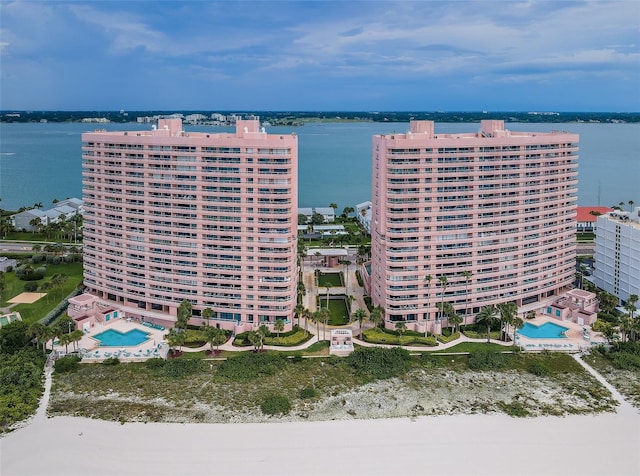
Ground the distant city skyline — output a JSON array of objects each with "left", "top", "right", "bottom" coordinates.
[{"left": 1, "top": 1, "right": 639, "bottom": 112}]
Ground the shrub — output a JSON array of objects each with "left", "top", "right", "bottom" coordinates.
[
  {"left": 54, "top": 356, "right": 81, "bottom": 373},
  {"left": 102, "top": 358, "right": 120, "bottom": 366},
  {"left": 299, "top": 387, "right": 317, "bottom": 399},
  {"left": 24, "top": 282, "right": 39, "bottom": 292},
  {"left": 160, "top": 359, "right": 204, "bottom": 378},
  {"left": 346, "top": 347, "right": 411, "bottom": 381},
  {"left": 499, "top": 401, "right": 529, "bottom": 417},
  {"left": 528, "top": 360, "right": 550, "bottom": 376},
  {"left": 217, "top": 352, "right": 285, "bottom": 381},
  {"left": 260, "top": 394, "right": 291, "bottom": 416},
  {"left": 31, "top": 254, "right": 45, "bottom": 264},
  {"left": 144, "top": 358, "right": 166, "bottom": 370},
  {"left": 610, "top": 352, "right": 640, "bottom": 370},
  {"left": 467, "top": 350, "right": 506, "bottom": 370}
]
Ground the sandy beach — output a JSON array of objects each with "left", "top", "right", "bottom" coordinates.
[
  {"left": 2, "top": 408, "right": 639, "bottom": 476},
  {"left": 2, "top": 356, "right": 638, "bottom": 475}
]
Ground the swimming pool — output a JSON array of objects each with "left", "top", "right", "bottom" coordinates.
[
  {"left": 518, "top": 322, "right": 569, "bottom": 339},
  {"left": 93, "top": 328, "right": 151, "bottom": 347}
]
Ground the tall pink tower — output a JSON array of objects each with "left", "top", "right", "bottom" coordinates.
[
  {"left": 369, "top": 120, "right": 578, "bottom": 333},
  {"left": 78, "top": 118, "right": 298, "bottom": 332}
]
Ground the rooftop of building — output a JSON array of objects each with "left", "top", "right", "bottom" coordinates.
[
  {"left": 576, "top": 207, "right": 613, "bottom": 222},
  {"left": 85, "top": 118, "right": 297, "bottom": 141},
  {"left": 600, "top": 207, "right": 640, "bottom": 228},
  {"left": 375, "top": 119, "right": 576, "bottom": 141}
]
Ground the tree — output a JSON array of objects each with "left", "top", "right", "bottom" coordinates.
[
  {"left": 340, "top": 259, "right": 352, "bottom": 294},
  {"left": 438, "top": 276, "right": 448, "bottom": 322},
  {"left": 297, "top": 281, "right": 306, "bottom": 307},
  {"left": 51, "top": 273, "right": 68, "bottom": 300},
  {"left": 395, "top": 321, "right": 407, "bottom": 342},
  {"left": 166, "top": 328, "right": 185, "bottom": 355},
  {"left": 176, "top": 299, "right": 192, "bottom": 330},
  {"left": 320, "top": 308, "right": 330, "bottom": 340},
  {"left": 294, "top": 303, "right": 305, "bottom": 327},
  {"left": 202, "top": 307, "right": 214, "bottom": 321},
  {"left": 0, "top": 321, "right": 30, "bottom": 353},
  {"left": 511, "top": 316, "right": 524, "bottom": 346},
  {"left": 325, "top": 283, "right": 332, "bottom": 310},
  {"left": 598, "top": 291, "right": 619, "bottom": 314},
  {"left": 310, "top": 310, "right": 322, "bottom": 342},
  {"left": 342, "top": 206, "right": 354, "bottom": 218},
  {"left": 298, "top": 214, "right": 308, "bottom": 225},
  {"left": 353, "top": 308, "right": 367, "bottom": 338},
  {"left": 202, "top": 324, "right": 226, "bottom": 354},
  {"left": 29, "top": 217, "right": 42, "bottom": 234},
  {"left": 629, "top": 200, "right": 635, "bottom": 212},
  {"left": 462, "top": 271, "right": 473, "bottom": 324},
  {"left": 311, "top": 212, "right": 324, "bottom": 225},
  {"left": 448, "top": 313, "right": 463, "bottom": 335},
  {"left": 369, "top": 306, "right": 384, "bottom": 329},
  {"left": 497, "top": 302, "right": 517, "bottom": 342},
  {"left": 70, "top": 329, "right": 83, "bottom": 351},
  {"left": 423, "top": 274, "right": 433, "bottom": 335},
  {"left": 329, "top": 203, "right": 338, "bottom": 214},
  {"left": 475, "top": 305, "right": 500, "bottom": 343},
  {"left": 57, "top": 333, "right": 71, "bottom": 353},
  {"left": 273, "top": 319, "right": 285, "bottom": 339},
  {"left": 28, "top": 322, "right": 48, "bottom": 353},
  {"left": 302, "top": 307, "right": 311, "bottom": 335}
]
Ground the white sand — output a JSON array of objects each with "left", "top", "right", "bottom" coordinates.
[
  {"left": 2, "top": 357, "right": 639, "bottom": 475},
  {"left": 2, "top": 407, "right": 638, "bottom": 475}
]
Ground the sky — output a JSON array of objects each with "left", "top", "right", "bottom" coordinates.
[{"left": 1, "top": 0, "right": 639, "bottom": 112}]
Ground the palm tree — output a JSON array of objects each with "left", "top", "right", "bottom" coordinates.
[
  {"left": 302, "top": 307, "right": 311, "bottom": 335},
  {"left": 28, "top": 322, "right": 48, "bottom": 353},
  {"left": 438, "top": 276, "right": 448, "bottom": 322},
  {"left": 310, "top": 310, "right": 323, "bottom": 342},
  {"left": 369, "top": 306, "right": 384, "bottom": 329},
  {"left": 497, "top": 302, "right": 517, "bottom": 342},
  {"left": 325, "top": 283, "right": 332, "bottom": 310},
  {"left": 353, "top": 308, "right": 367, "bottom": 338},
  {"left": 58, "top": 333, "right": 71, "bottom": 353},
  {"left": 320, "top": 308, "right": 330, "bottom": 340},
  {"left": 166, "top": 328, "right": 185, "bottom": 355},
  {"left": 475, "top": 305, "right": 500, "bottom": 343},
  {"left": 395, "top": 321, "right": 407, "bottom": 342},
  {"left": 629, "top": 200, "right": 635, "bottom": 212},
  {"left": 423, "top": 274, "right": 433, "bottom": 335},
  {"left": 203, "top": 324, "right": 226, "bottom": 354},
  {"left": 341, "top": 259, "right": 352, "bottom": 293},
  {"left": 273, "top": 319, "right": 285, "bottom": 339},
  {"left": 448, "top": 313, "right": 463, "bottom": 335},
  {"left": 202, "top": 307, "right": 214, "bottom": 321},
  {"left": 297, "top": 281, "right": 306, "bottom": 307},
  {"left": 294, "top": 303, "right": 305, "bottom": 328},
  {"left": 70, "top": 329, "right": 83, "bottom": 351},
  {"left": 511, "top": 316, "right": 524, "bottom": 346},
  {"left": 461, "top": 271, "right": 472, "bottom": 324},
  {"left": 176, "top": 299, "right": 192, "bottom": 330}
]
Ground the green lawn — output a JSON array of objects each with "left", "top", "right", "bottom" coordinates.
[
  {"left": 2, "top": 262, "right": 84, "bottom": 325},
  {"left": 317, "top": 272, "right": 343, "bottom": 287},
  {"left": 317, "top": 296, "right": 350, "bottom": 326},
  {"left": 363, "top": 327, "right": 438, "bottom": 346}
]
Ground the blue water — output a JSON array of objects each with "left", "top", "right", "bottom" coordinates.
[
  {"left": 93, "top": 328, "right": 151, "bottom": 347},
  {"left": 1, "top": 121, "right": 638, "bottom": 211},
  {"left": 518, "top": 322, "right": 569, "bottom": 339}
]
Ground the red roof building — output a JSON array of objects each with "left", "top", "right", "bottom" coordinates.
[{"left": 577, "top": 207, "right": 612, "bottom": 231}]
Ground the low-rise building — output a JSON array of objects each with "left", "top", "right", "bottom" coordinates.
[{"left": 577, "top": 206, "right": 612, "bottom": 232}]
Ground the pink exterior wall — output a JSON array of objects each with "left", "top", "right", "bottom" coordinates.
[
  {"left": 370, "top": 120, "right": 578, "bottom": 331},
  {"left": 81, "top": 119, "right": 298, "bottom": 332}
]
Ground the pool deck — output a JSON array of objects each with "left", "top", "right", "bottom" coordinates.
[
  {"left": 515, "top": 315, "right": 606, "bottom": 352},
  {"left": 53, "top": 319, "right": 169, "bottom": 362}
]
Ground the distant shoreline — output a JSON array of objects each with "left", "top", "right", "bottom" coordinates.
[{"left": 2, "top": 110, "right": 639, "bottom": 125}]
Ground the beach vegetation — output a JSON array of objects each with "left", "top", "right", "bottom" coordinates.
[
  {"left": 0, "top": 347, "right": 45, "bottom": 433},
  {"left": 54, "top": 355, "right": 81, "bottom": 373},
  {"left": 346, "top": 347, "right": 411, "bottom": 381},
  {"left": 260, "top": 394, "right": 292, "bottom": 416}
]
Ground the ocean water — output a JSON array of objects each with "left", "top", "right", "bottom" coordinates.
[{"left": 0, "top": 121, "right": 638, "bottom": 212}]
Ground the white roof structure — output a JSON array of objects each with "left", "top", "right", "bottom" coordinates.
[{"left": 305, "top": 248, "right": 349, "bottom": 257}]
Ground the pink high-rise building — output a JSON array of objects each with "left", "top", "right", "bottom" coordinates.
[
  {"left": 367, "top": 120, "right": 578, "bottom": 332},
  {"left": 78, "top": 118, "right": 298, "bottom": 332}
]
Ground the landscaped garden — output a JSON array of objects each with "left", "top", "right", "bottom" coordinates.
[
  {"left": 1, "top": 259, "right": 83, "bottom": 325},
  {"left": 316, "top": 271, "right": 343, "bottom": 287}
]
